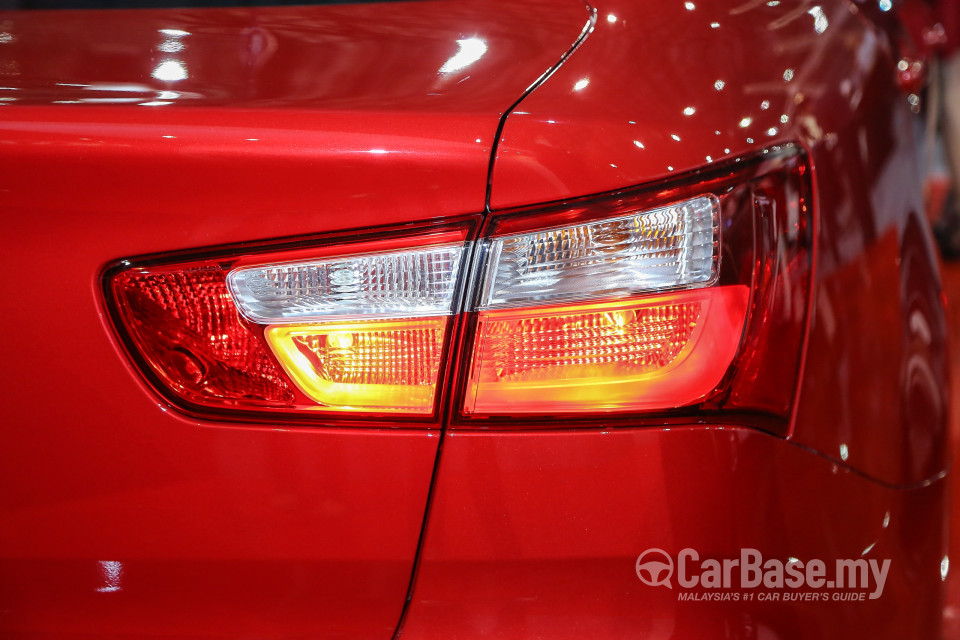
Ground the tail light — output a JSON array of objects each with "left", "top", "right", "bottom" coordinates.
[
  {"left": 107, "top": 224, "right": 475, "bottom": 423},
  {"left": 456, "top": 148, "right": 812, "bottom": 428},
  {"left": 463, "top": 194, "right": 748, "bottom": 414},
  {"left": 105, "top": 146, "right": 811, "bottom": 433}
]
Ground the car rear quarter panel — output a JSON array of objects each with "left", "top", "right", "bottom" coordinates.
[{"left": 487, "top": 0, "right": 948, "bottom": 487}]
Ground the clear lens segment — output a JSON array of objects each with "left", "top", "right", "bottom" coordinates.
[
  {"left": 228, "top": 243, "right": 467, "bottom": 323},
  {"left": 477, "top": 195, "right": 719, "bottom": 309}
]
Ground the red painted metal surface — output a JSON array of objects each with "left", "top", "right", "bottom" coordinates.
[
  {"left": 0, "top": 0, "right": 590, "bottom": 256},
  {"left": 400, "top": 427, "right": 947, "bottom": 640},
  {"left": 396, "top": 0, "right": 948, "bottom": 635},
  {"left": 490, "top": 0, "right": 871, "bottom": 209},
  {"left": 0, "top": 0, "right": 950, "bottom": 636},
  {"left": 489, "top": 0, "right": 949, "bottom": 485},
  {"left": 0, "top": 1, "right": 590, "bottom": 637}
]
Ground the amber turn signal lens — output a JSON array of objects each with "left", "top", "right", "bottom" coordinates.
[
  {"left": 464, "top": 286, "right": 749, "bottom": 414},
  {"left": 265, "top": 317, "right": 448, "bottom": 413}
]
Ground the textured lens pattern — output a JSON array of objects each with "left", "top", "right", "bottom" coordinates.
[
  {"left": 291, "top": 323, "right": 444, "bottom": 387},
  {"left": 228, "top": 244, "right": 465, "bottom": 322},
  {"left": 264, "top": 318, "right": 447, "bottom": 412},
  {"left": 480, "top": 196, "right": 718, "bottom": 309},
  {"left": 476, "top": 303, "right": 702, "bottom": 383},
  {"left": 112, "top": 266, "right": 296, "bottom": 406}
]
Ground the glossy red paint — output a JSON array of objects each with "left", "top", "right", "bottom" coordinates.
[
  {"left": 400, "top": 427, "right": 947, "bottom": 640},
  {"left": 489, "top": 0, "right": 949, "bottom": 485},
  {"left": 490, "top": 0, "right": 865, "bottom": 209},
  {"left": 0, "top": 0, "right": 950, "bottom": 638},
  {"left": 0, "top": 1, "right": 590, "bottom": 637},
  {"left": 398, "top": 0, "right": 947, "bottom": 635},
  {"left": 0, "top": 0, "right": 590, "bottom": 255},
  {"left": 0, "top": 424, "right": 439, "bottom": 638}
]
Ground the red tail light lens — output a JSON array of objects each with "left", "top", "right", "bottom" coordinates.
[
  {"left": 104, "top": 146, "right": 811, "bottom": 432},
  {"left": 105, "top": 224, "right": 475, "bottom": 423},
  {"left": 465, "top": 287, "right": 749, "bottom": 413},
  {"left": 454, "top": 146, "right": 812, "bottom": 431},
  {"left": 111, "top": 263, "right": 298, "bottom": 410}
]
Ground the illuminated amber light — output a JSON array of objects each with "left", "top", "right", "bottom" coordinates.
[
  {"left": 265, "top": 317, "right": 447, "bottom": 413},
  {"left": 465, "top": 286, "right": 749, "bottom": 413}
]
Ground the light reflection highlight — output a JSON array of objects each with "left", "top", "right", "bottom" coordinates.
[
  {"left": 96, "top": 560, "right": 123, "bottom": 593},
  {"left": 807, "top": 6, "right": 829, "bottom": 33},
  {"left": 159, "top": 39, "right": 185, "bottom": 53},
  {"left": 573, "top": 78, "right": 590, "bottom": 91},
  {"left": 152, "top": 60, "right": 187, "bottom": 82},
  {"left": 439, "top": 37, "right": 487, "bottom": 74}
]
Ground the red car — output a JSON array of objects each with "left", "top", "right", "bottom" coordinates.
[{"left": 0, "top": 0, "right": 949, "bottom": 638}]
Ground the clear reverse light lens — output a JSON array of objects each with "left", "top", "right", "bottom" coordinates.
[
  {"left": 228, "top": 243, "right": 467, "bottom": 323},
  {"left": 477, "top": 195, "right": 719, "bottom": 309}
]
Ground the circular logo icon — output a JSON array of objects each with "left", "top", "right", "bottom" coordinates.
[{"left": 635, "top": 548, "right": 674, "bottom": 588}]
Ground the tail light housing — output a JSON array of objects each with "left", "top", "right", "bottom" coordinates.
[
  {"left": 106, "top": 223, "right": 476, "bottom": 424},
  {"left": 105, "top": 146, "right": 812, "bottom": 433}
]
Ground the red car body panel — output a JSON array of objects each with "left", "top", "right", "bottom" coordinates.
[
  {"left": 0, "top": 0, "right": 589, "bottom": 250},
  {"left": 0, "top": 0, "right": 949, "bottom": 638},
  {"left": 0, "top": 2, "right": 589, "bottom": 637},
  {"left": 402, "top": 428, "right": 945, "bottom": 639},
  {"left": 489, "top": 0, "right": 948, "bottom": 486}
]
